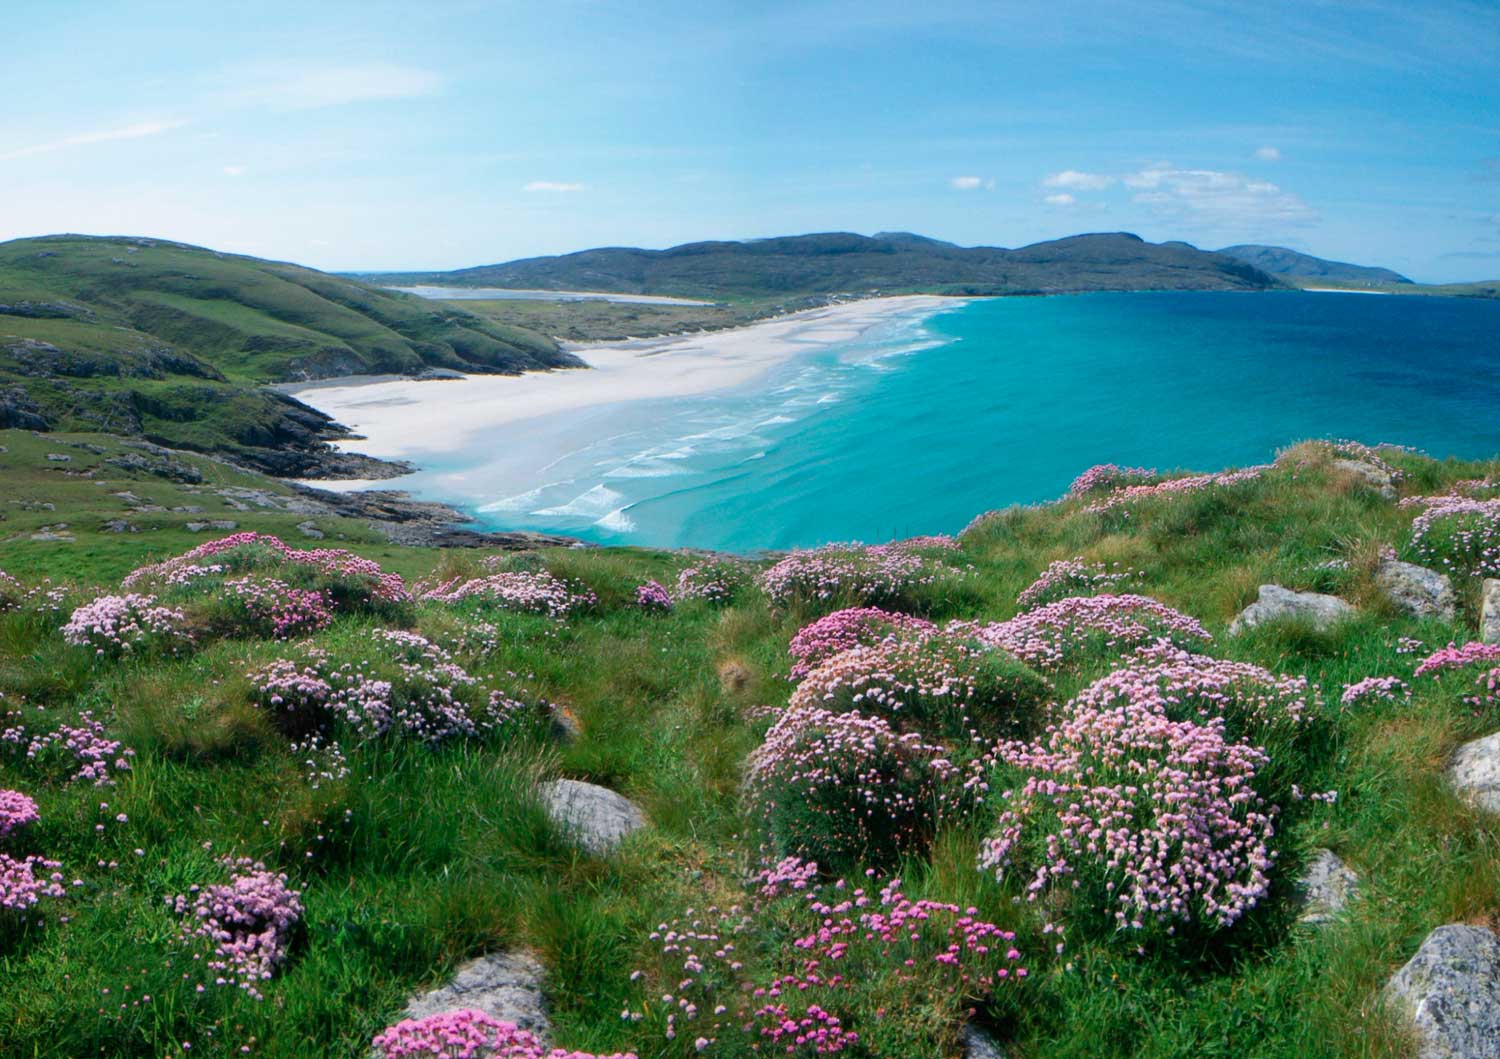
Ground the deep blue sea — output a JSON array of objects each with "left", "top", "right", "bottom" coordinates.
[{"left": 428, "top": 291, "right": 1500, "bottom": 552}]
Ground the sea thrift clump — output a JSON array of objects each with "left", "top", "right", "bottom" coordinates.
[
  {"left": 1340, "top": 676, "right": 1411, "bottom": 708},
  {"left": 0, "top": 570, "right": 22, "bottom": 611},
  {"left": 974, "top": 594, "right": 1211, "bottom": 672},
  {"left": 0, "top": 853, "right": 66, "bottom": 912},
  {"left": 1069, "top": 464, "right": 1158, "bottom": 497},
  {"left": 1406, "top": 496, "right": 1500, "bottom": 578},
  {"left": 0, "top": 789, "right": 40, "bottom": 840},
  {"left": 786, "top": 607, "right": 936, "bottom": 681},
  {"left": 745, "top": 706, "right": 964, "bottom": 868},
  {"left": 61, "top": 593, "right": 190, "bottom": 656},
  {"left": 787, "top": 632, "right": 1051, "bottom": 742},
  {"left": 634, "top": 580, "right": 674, "bottom": 611},
  {"left": 169, "top": 858, "right": 303, "bottom": 999},
  {"left": 420, "top": 570, "right": 594, "bottom": 619},
  {"left": 373, "top": 1009, "right": 636, "bottom": 1058},
  {"left": 760, "top": 544, "right": 943, "bottom": 609},
  {"left": 1016, "top": 558, "right": 1137, "bottom": 610},
  {"left": 1084, "top": 467, "right": 1267, "bottom": 514},
  {"left": 674, "top": 560, "right": 751, "bottom": 604},
  {"left": 17, "top": 712, "right": 135, "bottom": 786},
  {"left": 223, "top": 576, "right": 334, "bottom": 639},
  {"left": 1413, "top": 641, "right": 1500, "bottom": 678},
  {"left": 979, "top": 700, "right": 1277, "bottom": 939}
]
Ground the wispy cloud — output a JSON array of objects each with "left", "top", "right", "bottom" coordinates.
[
  {"left": 1043, "top": 169, "right": 1113, "bottom": 191},
  {"left": 1043, "top": 192, "right": 1076, "bottom": 206},
  {"left": 1254, "top": 145, "right": 1281, "bottom": 161},
  {"left": 1124, "top": 162, "right": 1316, "bottom": 228},
  {"left": 233, "top": 64, "right": 443, "bottom": 110},
  {"left": 522, "top": 181, "right": 587, "bottom": 192},
  {"left": 949, "top": 175, "right": 993, "bottom": 190},
  {"left": 0, "top": 119, "right": 186, "bottom": 162},
  {"left": 223, "top": 165, "right": 246, "bottom": 177}
]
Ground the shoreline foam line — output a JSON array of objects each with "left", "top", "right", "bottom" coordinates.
[{"left": 285, "top": 295, "right": 965, "bottom": 467}]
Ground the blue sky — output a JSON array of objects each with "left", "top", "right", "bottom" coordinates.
[{"left": 1, "top": 0, "right": 1496, "bottom": 281}]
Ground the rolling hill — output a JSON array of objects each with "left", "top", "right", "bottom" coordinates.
[
  {"left": 1216, "top": 244, "right": 1413, "bottom": 286},
  {"left": 0, "top": 234, "right": 579, "bottom": 476},
  {"left": 358, "top": 231, "right": 1285, "bottom": 299}
]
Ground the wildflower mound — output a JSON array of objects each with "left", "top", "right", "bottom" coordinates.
[
  {"left": 169, "top": 856, "right": 303, "bottom": 999},
  {"left": 973, "top": 594, "right": 1211, "bottom": 672},
  {"left": 373, "top": 1009, "right": 635, "bottom": 1058},
  {"left": 759, "top": 543, "right": 956, "bottom": 611},
  {"left": 786, "top": 606, "right": 936, "bottom": 681}
]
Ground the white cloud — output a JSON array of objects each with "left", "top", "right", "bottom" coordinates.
[
  {"left": 1043, "top": 169, "right": 1113, "bottom": 191},
  {"left": 1123, "top": 162, "right": 1316, "bottom": 228},
  {"left": 235, "top": 64, "right": 442, "bottom": 110},
  {"left": 522, "top": 181, "right": 586, "bottom": 192},
  {"left": 1043, "top": 192, "right": 1076, "bottom": 207},
  {"left": 950, "top": 175, "right": 993, "bottom": 190},
  {"left": 223, "top": 165, "right": 246, "bottom": 177},
  {"left": 0, "top": 119, "right": 186, "bottom": 162},
  {"left": 1255, "top": 146, "right": 1282, "bottom": 161}
]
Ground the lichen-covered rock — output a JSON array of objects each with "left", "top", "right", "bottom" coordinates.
[
  {"left": 1376, "top": 559, "right": 1456, "bottom": 621},
  {"left": 1448, "top": 731, "right": 1500, "bottom": 814},
  {"left": 962, "top": 1024, "right": 1007, "bottom": 1059},
  {"left": 296, "top": 520, "right": 325, "bottom": 539},
  {"left": 1482, "top": 580, "right": 1500, "bottom": 645},
  {"left": 1295, "top": 848, "right": 1359, "bottom": 925},
  {"left": 403, "top": 951, "right": 550, "bottom": 1038},
  {"left": 539, "top": 778, "right": 645, "bottom": 856},
  {"left": 1229, "top": 585, "right": 1356, "bottom": 634},
  {"left": 1332, "top": 458, "right": 1398, "bottom": 499},
  {"left": 1384, "top": 924, "right": 1500, "bottom": 1059}
]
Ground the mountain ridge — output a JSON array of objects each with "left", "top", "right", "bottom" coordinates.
[{"left": 1215, "top": 244, "right": 1413, "bottom": 286}]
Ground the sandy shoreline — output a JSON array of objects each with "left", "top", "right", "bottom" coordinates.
[{"left": 286, "top": 295, "right": 963, "bottom": 467}]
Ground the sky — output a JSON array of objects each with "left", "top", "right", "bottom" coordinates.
[{"left": 1, "top": 0, "right": 1496, "bottom": 282}]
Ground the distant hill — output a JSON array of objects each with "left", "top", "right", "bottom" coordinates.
[
  {"left": 358, "top": 231, "right": 1284, "bottom": 299},
  {"left": 0, "top": 235, "right": 578, "bottom": 476},
  {"left": 1216, "top": 244, "right": 1413, "bottom": 286}
]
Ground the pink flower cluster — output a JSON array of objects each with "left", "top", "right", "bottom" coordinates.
[
  {"left": 634, "top": 580, "right": 674, "bottom": 611},
  {"left": 61, "top": 593, "right": 191, "bottom": 656},
  {"left": 374, "top": 1009, "right": 635, "bottom": 1058},
  {"left": 6, "top": 711, "right": 136, "bottom": 786},
  {"left": 224, "top": 576, "right": 334, "bottom": 639},
  {"left": 1405, "top": 496, "right": 1500, "bottom": 578},
  {"left": 760, "top": 544, "right": 943, "bottom": 608},
  {"left": 124, "top": 532, "right": 411, "bottom": 604},
  {"left": 972, "top": 594, "right": 1211, "bottom": 671},
  {"left": 1016, "top": 558, "right": 1137, "bottom": 610},
  {"left": 674, "top": 560, "right": 750, "bottom": 604},
  {"left": 1069, "top": 464, "right": 1158, "bottom": 497},
  {"left": 1340, "top": 676, "right": 1411, "bottom": 708},
  {"left": 980, "top": 699, "right": 1277, "bottom": 937},
  {"left": 0, "top": 853, "right": 66, "bottom": 913},
  {"left": 1083, "top": 467, "right": 1267, "bottom": 514},
  {"left": 786, "top": 607, "right": 936, "bottom": 681},
  {"left": 0, "top": 569, "right": 21, "bottom": 611},
  {"left": 1413, "top": 641, "right": 1500, "bottom": 678},
  {"left": 420, "top": 571, "right": 595, "bottom": 619},
  {"left": 0, "top": 789, "right": 39, "bottom": 840},
  {"left": 169, "top": 857, "right": 303, "bottom": 999}
]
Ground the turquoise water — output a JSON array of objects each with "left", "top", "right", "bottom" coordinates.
[{"left": 410, "top": 291, "right": 1500, "bottom": 552}]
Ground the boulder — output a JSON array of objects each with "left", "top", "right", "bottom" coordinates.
[
  {"left": 1376, "top": 559, "right": 1457, "bottom": 621},
  {"left": 296, "top": 520, "right": 325, "bottom": 540},
  {"left": 1384, "top": 924, "right": 1500, "bottom": 1059},
  {"left": 962, "top": 1024, "right": 1007, "bottom": 1059},
  {"left": 539, "top": 778, "right": 646, "bottom": 856},
  {"left": 100, "top": 519, "right": 139, "bottom": 534},
  {"left": 1229, "top": 585, "right": 1356, "bottom": 634},
  {"left": 1332, "top": 458, "right": 1398, "bottom": 500},
  {"left": 1294, "top": 848, "right": 1359, "bottom": 925},
  {"left": 1448, "top": 731, "right": 1500, "bottom": 814},
  {"left": 403, "top": 951, "right": 550, "bottom": 1039},
  {"left": 1483, "top": 580, "right": 1500, "bottom": 645},
  {"left": 45, "top": 453, "right": 70, "bottom": 462},
  {"left": 184, "top": 520, "right": 238, "bottom": 533}
]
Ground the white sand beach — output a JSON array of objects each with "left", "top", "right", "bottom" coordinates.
[{"left": 286, "top": 295, "right": 962, "bottom": 469}]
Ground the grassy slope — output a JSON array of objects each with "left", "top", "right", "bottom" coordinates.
[
  {"left": 2, "top": 436, "right": 1500, "bottom": 1057},
  {"left": 0, "top": 236, "right": 578, "bottom": 473}
]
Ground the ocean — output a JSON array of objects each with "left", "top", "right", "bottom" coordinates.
[{"left": 377, "top": 291, "right": 1500, "bottom": 552}]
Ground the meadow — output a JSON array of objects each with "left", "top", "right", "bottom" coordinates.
[{"left": 3, "top": 431, "right": 1499, "bottom": 1058}]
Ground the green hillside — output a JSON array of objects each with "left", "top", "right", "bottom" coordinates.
[
  {"left": 1216, "top": 244, "right": 1413, "bottom": 286},
  {"left": 0, "top": 235, "right": 579, "bottom": 476}
]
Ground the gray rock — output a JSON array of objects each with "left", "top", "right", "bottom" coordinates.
[
  {"left": 1376, "top": 559, "right": 1457, "bottom": 621},
  {"left": 30, "top": 524, "right": 74, "bottom": 542},
  {"left": 1449, "top": 731, "right": 1500, "bottom": 815},
  {"left": 539, "top": 779, "right": 646, "bottom": 856},
  {"left": 1384, "top": 924, "right": 1500, "bottom": 1059},
  {"left": 296, "top": 520, "right": 325, "bottom": 540},
  {"left": 1483, "top": 580, "right": 1500, "bottom": 645},
  {"left": 404, "top": 951, "right": 550, "bottom": 1038},
  {"left": 170, "top": 505, "right": 205, "bottom": 514},
  {"left": 962, "top": 1024, "right": 1007, "bottom": 1059},
  {"left": 1333, "top": 458, "right": 1398, "bottom": 500},
  {"left": 1295, "top": 848, "right": 1360, "bottom": 925},
  {"left": 1229, "top": 585, "right": 1356, "bottom": 635},
  {"left": 184, "top": 520, "right": 238, "bottom": 533},
  {"left": 45, "top": 453, "right": 70, "bottom": 462},
  {"left": 100, "top": 519, "right": 139, "bottom": 534}
]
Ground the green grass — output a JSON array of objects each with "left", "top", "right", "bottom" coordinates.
[{"left": 2, "top": 436, "right": 1500, "bottom": 1057}]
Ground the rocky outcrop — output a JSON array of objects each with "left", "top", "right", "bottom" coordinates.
[
  {"left": 1448, "top": 731, "right": 1500, "bottom": 814},
  {"left": 1482, "top": 580, "right": 1500, "bottom": 645},
  {"left": 539, "top": 779, "right": 646, "bottom": 856},
  {"left": 1376, "top": 559, "right": 1456, "bottom": 621},
  {"left": 1229, "top": 585, "right": 1356, "bottom": 634},
  {"left": 1384, "top": 924, "right": 1500, "bottom": 1059},
  {"left": 1294, "top": 848, "right": 1359, "bottom": 925},
  {"left": 0, "top": 386, "right": 52, "bottom": 431},
  {"left": 1332, "top": 458, "right": 1398, "bottom": 499},
  {"left": 962, "top": 1024, "right": 1007, "bottom": 1059},
  {"left": 106, "top": 448, "right": 205, "bottom": 484},
  {"left": 403, "top": 951, "right": 550, "bottom": 1038}
]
